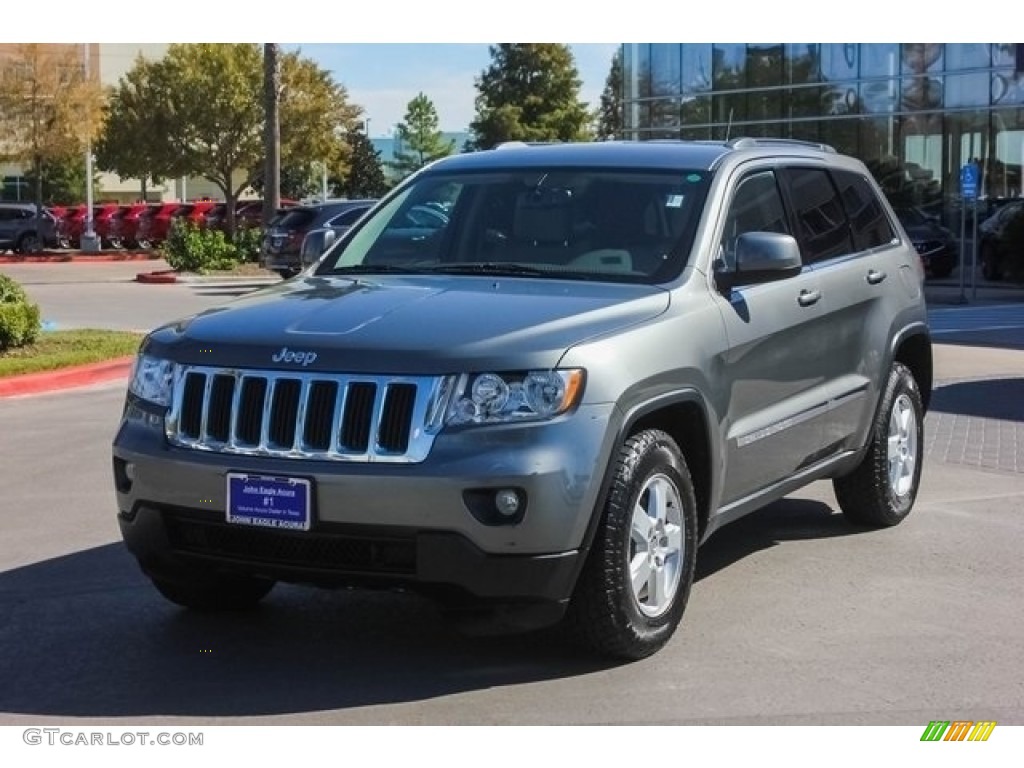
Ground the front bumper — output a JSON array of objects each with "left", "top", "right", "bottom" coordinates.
[{"left": 113, "top": 398, "right": 619, "bottom": 606}]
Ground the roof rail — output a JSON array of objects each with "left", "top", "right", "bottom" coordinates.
[
  {"left": 727, "top": 137, "right": 837, "bottom": 153},
  {"left": 494, "top": 141, "right": 564, "bottom": 150}
]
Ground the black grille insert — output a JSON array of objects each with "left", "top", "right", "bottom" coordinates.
[{"left": 164, "top": 512, "right": 416, "bottom": 575}]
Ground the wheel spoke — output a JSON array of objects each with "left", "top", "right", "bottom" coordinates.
[
  {"left": 648, "top": 563, "right": 668, "bottom": 608},
  {"left": 898, "top": 403, "right": 912, "bottom": 437},
  {"left": 631, "top": 553, "right": 652, "bottom": 597},
  {"left": 647, "top": 479, "right": 667, "bottom": 523},
  {"left": 665, "top": 521, "right": 683, "bottom": 553},
  {"left": 632, "top": 502, "right": 653, "bottom": 540},
  {"left": 887, "top": 434, "right": 901, "bottom": 455}
]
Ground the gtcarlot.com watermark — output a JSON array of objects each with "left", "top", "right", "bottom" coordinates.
[{"left": 23, "top": 728, "right": 203, "bottom": 747}]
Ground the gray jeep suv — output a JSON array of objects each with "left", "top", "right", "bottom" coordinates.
[{"left": 113, "top": 139, "right": 932, "bottom": 659}]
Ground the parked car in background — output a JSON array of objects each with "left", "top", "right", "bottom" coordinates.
[
  {"left": 894, "top": 206, "right": 958, "bottom": 279},
  {"left": 0, "top": 202, "right": 59, "bottom": 253},
  {"left": 48, "top": 205, "right": 71, "bottom": 249},
  {"left": 979, "top": 200, "right": 1024, "bottom": 281},
  {"left": 92, "top": 203, "right": 126, "bottom": 249},
  {"left": 138, "top": 203, "right": 189, "bottom": 246},
  {"left": 181, "top": 201, "right": 218, "bottom": 230},
  {"left": 119, "top": 203, "right": 158, "bottom": 249},
  {"left": 62, "top": 204, "right": 88, "bottom": 248},
  {"left": 260, "top": 199, "right": 377, "bottom": 277}
]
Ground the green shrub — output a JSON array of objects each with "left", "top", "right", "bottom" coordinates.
[
  {"left": 232, "top": 225, "right": 263, "bottom": 264},
  {"left": 0, "top": 274, "right": 42, "bottom": 351},
  {"left": 160, "top": 220, "right": 240, "bottom": 273}
]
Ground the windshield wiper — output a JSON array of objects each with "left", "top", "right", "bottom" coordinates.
[
  {"left": 424, "top": 262, "right": 553, "bottom": 277},
  {"left": 324, "top": 263, "right": 431, "bottom": 275}
]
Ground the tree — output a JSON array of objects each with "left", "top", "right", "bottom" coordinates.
[
  {"left": 595, "top": 48, "right": 623, "bottom": 140},
  {"left": 22, "top": 152, "right": 94, "bottom": 204},
  {"left": 94, "top": 55, "right": 165, "bottom": 201},
  {"left": 277, "top": 49, "right": 362, "bottom": 202},
  {"left": 96, "top": 44, "right": 361, "bottom": 235},
  {"left": 390, "top": 93, "right": 454, "bottom": 179},
  {"left": 468, "top": 44, "right": 591, "bottom": 150},
  {"left": 337, "top": 128, "right": 388, "bottom": 198},
  {"left": 0, "top": 44, "right": 104, "bottom": 245}
]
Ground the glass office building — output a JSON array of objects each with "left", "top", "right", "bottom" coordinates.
[{"left": 622, "top": 44, "right": 1024, "bottom": 219}]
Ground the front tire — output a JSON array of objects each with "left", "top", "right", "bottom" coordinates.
[
  {"left": 833, "top": 362, "right": 924, "bottom": 527},
  {"left": 150, "top": 571, "right": 275, "bottom": 611},
  {"left": 15, "top": 232, "right": 41, "bottom": 254},
  {"left": 566, "top": 429, "right": 698, "bottom": 660}
]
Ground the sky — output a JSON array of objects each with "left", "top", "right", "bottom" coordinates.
[
  {"left": 12, "top": 0, "right": 999, "bottom": 140},
  {"left": 288, "top": 44, "right": 620, "bottom": 136}
]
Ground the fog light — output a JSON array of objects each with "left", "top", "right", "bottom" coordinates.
[
  {"left": 495, "top": 488, "right": 521, "bottom": 517},
  {"left": 124, "top": 462, "right": 136, "bottom": 482},
  {"left": 463, "top": 487, "right": 528, "bottom": 526}
]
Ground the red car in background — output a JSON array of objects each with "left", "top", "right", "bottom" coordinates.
[
  {"left": 62, "top": 204, "right": 91, "bottom": 248},
  {"left": 181, "top": 200, "right": 218, "bottom": 229},
  {"left": 137, "top": 203, "right": 189, "bottom": 245},
  {"left": 93, "top": 203, "right": 125, "bottom": 249},
  {"left": 119, "top": 203, "right": 158, "bottom": 249}
]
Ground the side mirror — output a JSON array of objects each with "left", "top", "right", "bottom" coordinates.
[
  {"left": 718, "top": 231, "right": 803, "bottom": 290},
  {"left": 300, "top": 228, "right": 336, "bottom": 267}
]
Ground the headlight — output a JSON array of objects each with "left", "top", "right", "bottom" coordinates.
[
  {"left": 128, "top": 354, "right": 176, "bottom": 407},
  {"left": 445, "top": 369, "right": 584, "bottom": 426}
]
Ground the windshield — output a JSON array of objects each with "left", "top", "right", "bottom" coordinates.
[{"left": 315, "top": 167, "right": 710, "bottom": 283}]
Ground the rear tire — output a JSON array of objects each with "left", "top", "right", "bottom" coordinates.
[
  {"left": 565, "top": 429, "right": 697, "bottom": 660},
  {"left": 150, "top": 572, "right": 275, "bottom": 611},
  {"left": 833, "top": 362, "right": 924, "bottom": 527}
]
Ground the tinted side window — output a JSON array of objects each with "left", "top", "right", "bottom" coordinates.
[
  {"left": 832, "top": 170, "right": 896, "bottom": 250},
  {"left": 781, "top": 167, "right": 854, "bottom": 263},
  {"left": 719, "top": 170, "right": 789, "bottom": 270},
  {"left": 329, "top": 207, "right": 369, "bottom": 227}
]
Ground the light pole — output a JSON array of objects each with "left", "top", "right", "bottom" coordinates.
[{"left": 81, "top": 44, "right": 100, "bottom": 252}]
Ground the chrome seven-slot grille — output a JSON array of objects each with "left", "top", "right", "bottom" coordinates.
[{"left": 166, "top": 366, "right": 450, "bottom": 463}]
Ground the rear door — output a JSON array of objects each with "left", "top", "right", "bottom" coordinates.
[
  {"left": 711, "top": 167, "right": 831, "bottom": 504},
  {"left": 779, "top": 166, "right": 898, "bottom": 455}
]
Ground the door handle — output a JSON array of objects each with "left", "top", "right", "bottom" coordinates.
[
  {"left": 866, "top": 269, "right": 887, "bottom": 285},
  {"left": 797, "top": 289, "right": 821, "bottom": 307}
]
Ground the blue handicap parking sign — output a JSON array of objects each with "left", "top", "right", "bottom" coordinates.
[{"left": 960, "top": 163, "right": 980, "bottom": 199}]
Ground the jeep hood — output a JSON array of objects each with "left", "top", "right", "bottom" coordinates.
[{"left": 145, "top": 274, "right": 670, "bottom": 374}]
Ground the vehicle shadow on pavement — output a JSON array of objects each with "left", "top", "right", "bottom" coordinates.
[
  {"left": 0, "top": 543, "right": 610, "bottom": 719},
  {"left": 695, "top": 498, "right": 866, "bottom": 582},
  {"left": 928, "top": 377, "right": 1024, "bottom": 422},
  {"left": 0, "top": 499, "right": 877, "bottom": 720}
]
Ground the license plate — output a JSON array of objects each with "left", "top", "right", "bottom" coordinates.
[{"left": 226, "top": 474, "right": 311, "bottom": 531}]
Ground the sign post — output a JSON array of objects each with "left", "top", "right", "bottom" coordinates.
[{"left": 959, "top": 163, "right": 980, "bottom": 304}]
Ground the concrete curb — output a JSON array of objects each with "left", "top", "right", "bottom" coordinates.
[
  {"left": 0, "top": 252, "right": 159, "bottom": 263},
  {"left": 0, "top": 356, "right": 134, "bottom": 398},
  {"left": 136, "top": 270, "right": 178, "bottom": 284}
]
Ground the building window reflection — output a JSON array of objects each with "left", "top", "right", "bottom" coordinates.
[{"left": 623, "top": 43, "right": 1024, "bottom": 220}]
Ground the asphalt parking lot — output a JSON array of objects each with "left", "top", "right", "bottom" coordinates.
[{"left": 0, "top": 262, "right": 1022, "bottom": 725}]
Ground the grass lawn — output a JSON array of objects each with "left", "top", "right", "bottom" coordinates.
[{"left": 0, "top": 329, "right": 143, "bottom": 378}]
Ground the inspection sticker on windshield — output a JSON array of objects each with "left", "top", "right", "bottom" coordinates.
[
  {"left": 666, "top": 194, "right": 685, "bottom": 208},
  {"left": 227, "top": 474, "right": 311, "bottom": 531}
]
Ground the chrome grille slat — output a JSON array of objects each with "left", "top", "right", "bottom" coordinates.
[
  {"left": 198, "top": 372, "right": 215, "bottom": 441},
  {"left": 292, "top": 379, "right": 312, "bottom": 452},
  {"left": 166, "top": 365, "right": 450, "bottom": 464}
]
